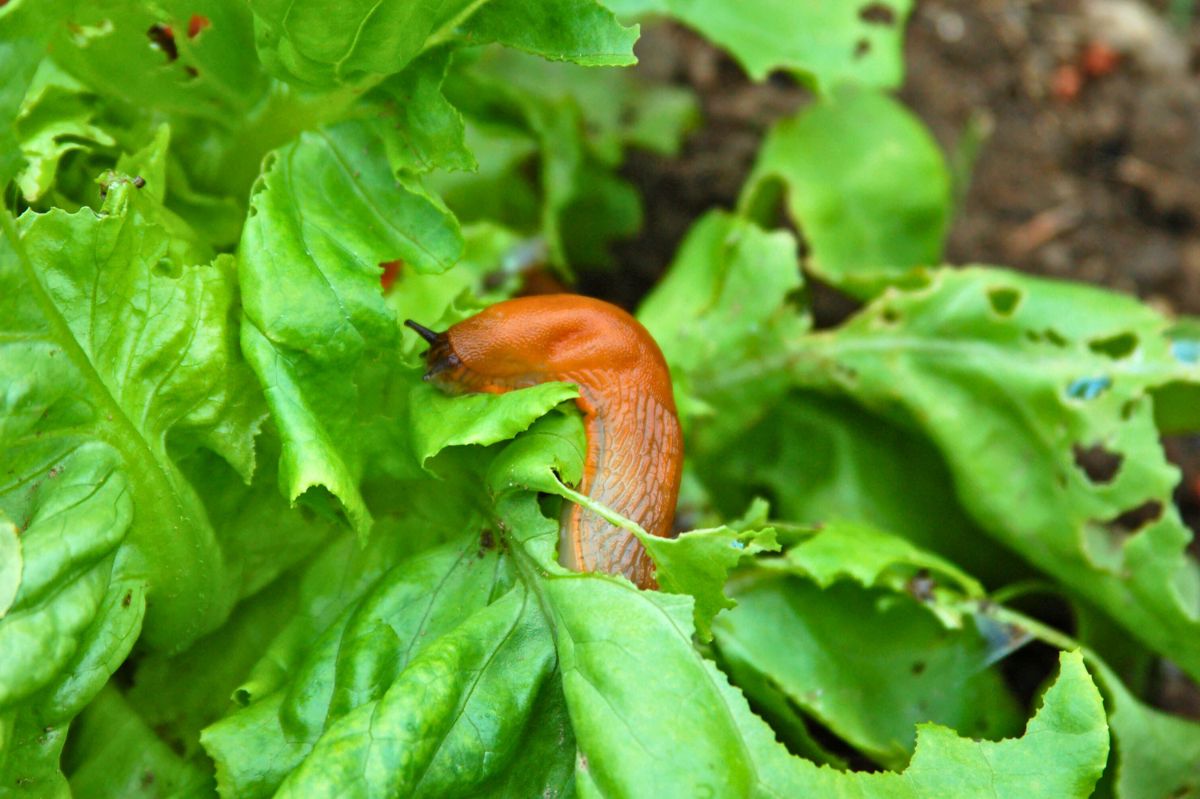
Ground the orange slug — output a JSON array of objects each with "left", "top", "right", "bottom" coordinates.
[{"left": 406, "top": 295, "right": 683, "bottom": 589}]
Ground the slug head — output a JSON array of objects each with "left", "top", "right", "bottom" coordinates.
[{"left": 404, "top": 319, "right": 468, "bottom": 393}]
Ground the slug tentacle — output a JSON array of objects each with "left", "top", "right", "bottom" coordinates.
[{"left": 410, "top": 295, "right": 683, "bottom": 589}]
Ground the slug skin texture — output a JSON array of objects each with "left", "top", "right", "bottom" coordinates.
[{"left": 409, "top": 295, "right": 683, "bottom": 589}]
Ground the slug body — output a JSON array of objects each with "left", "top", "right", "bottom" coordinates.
[{"left": 410, "top": 295, "right": 683, "bottom": 588}]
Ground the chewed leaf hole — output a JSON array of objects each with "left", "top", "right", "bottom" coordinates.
[
  {"left": 987, "top": 287, "right": 1022, "bottom": 317},
  {"left": 1073, "top": 443, "right": 1123, "bottom": 484},
  {"left": 859, "top": 2, "right": 897, "bottom": 25},
  {"left": 146, "top": 23, "right": 178, "bottom": 62},
  {"left": 1105, "top": 500, "right": 1164, "bottom": 536},
  {"left": 1066, "top": 375, "right": 1111, "bottom": 400},
  {"left": 1088, "top": 332, "right": 1138, "bottom": 359}
]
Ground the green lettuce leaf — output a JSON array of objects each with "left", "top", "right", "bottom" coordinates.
[
  {"left": 741, "top": 88, "right": 951, "bottom": 298},
  {"left": 0, "top": 0, "right": 53, "bottom": 189},
  {"left": 14, "top": 61, "right": 115, "bottom": 204},
  {"left": 239, "top": 119, "right": 462, "bottom": 535},
  {"left": 779, "top": 267, "right": 1200, "bottom": 679},
  {"left": 2, "top": 173, "right": 264, "bottom": 665},
  {"left": 250, "top": 0, "right": 636, "bottom": 89},
  {"left": 611, "top": 0, "right": 913, "bottom": 90}
]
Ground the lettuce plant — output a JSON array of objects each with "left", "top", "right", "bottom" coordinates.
[{"left": 2, "top": 1, "right": 1198, "bottom": 797}]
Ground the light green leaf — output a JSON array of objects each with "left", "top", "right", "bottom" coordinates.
[
  {"left": 659, "top": 0, "right": 913, "bottom": 89},
  {"left": 639, "top": 210, "right": 806, "bottom": 381},
  {"left": 239, "top": 119, "right": 463, "bottom": 536},
  {"left": 0, "top": 711, "right": 70, "bottom": 799},
  {"left": 715, "top": 572, "right": 1021, "bottom": 769},
  {"left": 741, "top": 89, "right": 950, "bottom": 298},
  {"left": 371, "top": 47, "right": 476, "bottom": 175},
  {"left": 547, "top": 571, "right": 1106, "bottom": 798},
  {"left": 250, "top": 0, "right": 636, "bottom": 89},
  {"left": 774, "top": 519, "right": 983, "bottom": 603},
  {"left": 1096, "top": 664, "right": 1200, "bottom": 799},
  {"left": 690, "top": 392, "right": 1031, "bottom": 589},
  {"left": 15, "top": 60, "right": 116, "bottom": 203},
  {"left": 3, "top": 171, "right": 265, "bottom": 669},
  {"left": 779, "top": 267, "right": 1200, "bottom": 679},
  {"left": 202, "top": 533, "right": 513, "bottom": 798},
  {"left": 640, "top": 524, "right": 779, "bottom": 641},
  {"left": 0, "top": 0, "right": 54, "bottom": 190},
  {"left": 410, "top": 382, "right": 579, "bottom": 468},
  {"left": 0, "top": 514, "right": 19, "bottom": 618}
]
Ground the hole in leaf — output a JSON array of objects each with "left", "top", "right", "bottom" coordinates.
[
  {"left": 987, "top": 287, "right": 1021, "bottom": 316},
  {"left": 1088, "top": 332, "right": 1138, "bottom": 359},
  {"left": 1106, "top": 500, "right": 1164, "bottom": 536},
  {"left": 146, "top": 23, "right": 178, "bottom": 61},
  {"left": 1073, "top": 443, "right": 1123, "bottom": 484},
  {"left": 1066, "top": 375, "right": 1111, "bottom": 400},
  {"left": 854, "top": 38, "right": 871, "bottom": 58},
  {"left": 1121, "top": 399, "right": 1139, "bottom": 420},
  {"left": 859, "top": 2, "right": 896, "bottom": 25}
]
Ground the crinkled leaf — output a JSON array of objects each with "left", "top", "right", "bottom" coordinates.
[
  {"left": 15, "top": 60, "right": 115, "bottom": 203},
  {"left": 647, "top": 0, "right": 913, "bottom": 89},
  {"left": 640, "top": 524, "right": 779, "bottom": 641},
  {"left": 410, "top": 382, "right": 579, "bottom": 468},
  {"left": 125, "top": 572, "right": 302, "bottom": 757},
  {"left": 239, "top": 119, "right": 463, "bottom": 536},
  {"left": 441, "top": 57, "right": 650, "bottom": 269},
  {"left": 547, "top": 572, "right": 1106, "bottom": 797},
  {"left": 639, "top": 210, "right": 806, "bottom": 381},
  {"left": 3, "top": 173, "right": 265, "bottom": 668},
  {"left": 637, "top": 210, "right": 807, "bottom": 442},
  {"left": 202, "top": 533, "right": 514, "bottom": 798},
  {"left": 250, "top": 0, "right": 635, "bottom": 89},
  {"left": 773, "top": 519, "right": 983, "bottom": 604},
  {"left": 690, "top": 392, "right": 1031, "bottom": 588},
  {"left": 50, "top": 0, "right": 266, "bottom": 122},
  {"left": 715, "top": 572, "right": 1021, "bottom": 769},
  {"left": 274, "top": 585, "right": 555, "bottom": 798},
  {"left": 0, "top": 0, "right": 53, "bottom": 189},
  {"left": 741, "top": 89, "right": 950, "bottom": 298},
  {"left": 371, "top": 47, "right": 475, "bottom": 175},
  {"left": 778, "top": 267, "right": 1200, "bottom": 679}
]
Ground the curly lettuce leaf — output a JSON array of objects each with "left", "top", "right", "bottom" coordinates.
[
  {"left": 778, "top": 267, "right": 1200, "bottom": 679},
  {"left": 239, "top": 119, "right": 463, "bottom": 535},
  {"left": 250, "top": 0, "right": 637, "bottom": 89},
  {"left": 14, "top": 61, "right": 116, "bottom": 204},
  {"left": 2, "top": 176, "right": 265, "bottom": 674},
  {"left": 741, "top": 88, "right": 951, "bottom": 298},
  {"left": 610, "top": 0, "right": 913, "bottom": 90}
]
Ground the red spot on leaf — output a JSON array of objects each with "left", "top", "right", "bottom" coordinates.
[
  {"left": 187, "top": 14, "right": 210, "bottom": 38},
  {"left": 380, "top": 260, "right": 403, "bottom": 293}
]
